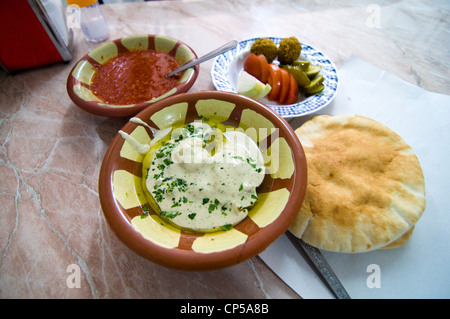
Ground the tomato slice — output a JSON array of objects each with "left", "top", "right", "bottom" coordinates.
[
  {"left": 268, "top": 64, "right": 281, "bottom": 101},
  {"left": 278, "top": 68, "right": 290, "bottom": 104},
  {"left": 285, "top": 73, "right": 299, "bottom": 105},
  {"left": 243, "top": 53, "right": 261, "bottom": 80},
  {"left": 257, "top": 54, "right": 269, "bottom": 84}
]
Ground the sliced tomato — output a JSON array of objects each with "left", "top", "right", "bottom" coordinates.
[
  {"left": 278, "top": 68, "right": 290, "bottom": 104},
  {"left": 267, "top": 64, "right": 281, "bottom": 101},
  {"left": 257, "top": 54, "right": 269, "bottom": 84},
  {"left": 243, "top": 53, "right": 261, "bottom": 80},
  {"left": 285, "top": 73, "right": 299, "bottom": 105}
]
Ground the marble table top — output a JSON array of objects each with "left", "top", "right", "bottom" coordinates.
[{"left": 0, "top": 0, "right": 448, "bottom": 298}]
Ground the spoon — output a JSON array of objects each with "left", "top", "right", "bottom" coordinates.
[
  {"left": 166, "top": 40, "right": 238, "bottom": 78},
  {"left": 129, "top": 117, "right": 172, "bottom": 146}
]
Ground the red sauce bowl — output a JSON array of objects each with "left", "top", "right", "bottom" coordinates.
[{"left": 66, "top": 34, "right": 199, "bottom": 117}]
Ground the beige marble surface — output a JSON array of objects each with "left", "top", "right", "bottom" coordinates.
[{"left": 0, "top": 0, "right": 448, "bottom": 298}]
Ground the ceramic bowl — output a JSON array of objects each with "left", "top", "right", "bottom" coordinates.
[
  {"left": 98, "top": 91, "right": 307, "bottom": 270},
  {"left": 67, "top": 34, "right": 199, "bottom": 117}
]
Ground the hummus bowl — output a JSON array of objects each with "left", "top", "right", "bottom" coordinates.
[
  {"left": 98, "top": 91, "right": 307, "bottom": 270},
  {"left": 67, "top": 34, "right": 199, "bottom": 117}
]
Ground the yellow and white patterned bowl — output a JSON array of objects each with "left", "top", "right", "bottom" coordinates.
[
  {"left": 99, "top": 91, "right": 307, "bottom": 270},
  {"left": 67, "top": 34, "right": 199, "bottom": 117}
]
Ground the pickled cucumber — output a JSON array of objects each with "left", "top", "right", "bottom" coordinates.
[
  {"left": 303, "top": 75, "right": 324, "bottom": 95},
  {"left": 281, "top": 65, "right": 310, "bottom": 87},
  {"left": 305, "top": 64, "right": 322, "bottom": 79},
  {"left": 280, "top": 58, "right": 325, "bottom": 96},
  {"left": 304, "top": 84, "right": 324, "bottom": 95},
  {"left": 292, "top": 60, "right": 310, "bottom": 71}
]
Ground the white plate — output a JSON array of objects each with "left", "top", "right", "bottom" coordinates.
[{"left": 211, "top": 37, "right": 339, "bottom": 118}]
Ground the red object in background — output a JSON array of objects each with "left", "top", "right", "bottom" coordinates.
[{"left": 0, "top": 0, "right": 72, "bottom": 72}]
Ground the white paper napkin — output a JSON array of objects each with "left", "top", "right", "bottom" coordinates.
[{"left": 259, "top": 55, "right": 450, "bottom": 299}]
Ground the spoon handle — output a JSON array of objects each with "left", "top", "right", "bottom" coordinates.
[{"left": 166, "top": 40, "right": 238, "bottom": 78}]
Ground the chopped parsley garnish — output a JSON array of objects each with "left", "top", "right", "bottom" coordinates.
[
  {"left": 171, "top": 202, "right": 181, "bottom": 208},
  {"left": 165, "top": 178, "right": 188, "bottom": 193},
  {"left": 174, "top": 134, "right": 184, "bottom": 142},
  {"left": 163, "top": 158, "right": 173, "bottom": 166},
  {"left": 160, "top": 211, "right": 181, "bottom": 219},
  {"left": 208, "top": 204, "right": 216, "bottom": 213},
  {"left": 186, "top": 123, "right": 195, "bottom": 134},
  {"left": 152, "top": 188, "right": 165, "bottom": 203},
  {"left": 207, "top": 198, "right": 220, "bottom": 213},
  {"left": 140, "top": 205, "right": 149, "bottom": 219},
  {"left": 246, "top": 157, "right": 256, "bottom": 169},
  {"left": 220, "top": 224, "right": 232, "bottom": 231}
]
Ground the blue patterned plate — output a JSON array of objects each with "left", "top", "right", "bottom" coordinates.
[{"left": 211, "top": 37, "right": 339, "bottom": 118}]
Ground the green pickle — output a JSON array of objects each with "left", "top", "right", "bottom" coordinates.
[
  {"left": 303, "top": 75, "right": 324, "bottom": 95},
  {"left": 305, "top": 64, "right": 322, "bottom": 79},
  {"left": 280, "top": 65, "right": 310, "bottom": 87},
  {"left": 304, "top": 84, "right": 324, "bottom": 95},
  {"left": 292, "top": 60, "right": 310, "bottom": 71},
  {"left": 280, "top": 60, "right": 325, "bottom": 96}
]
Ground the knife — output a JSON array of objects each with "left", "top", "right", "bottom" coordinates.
[{"left": 286, "top": 231, "right": 351, "bottom": 299}]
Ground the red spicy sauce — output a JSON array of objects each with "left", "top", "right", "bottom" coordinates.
[{"left": 90, "top": 50, "right": 180, "bottom": 105}]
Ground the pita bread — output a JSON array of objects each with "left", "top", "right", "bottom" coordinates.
[
  {"left": 382, "top": 226, "right": 414, "bottom": 249},
  {"left": 290, "top": 114, "right": 426, "bottom": 253}
]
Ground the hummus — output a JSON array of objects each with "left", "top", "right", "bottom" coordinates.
[{"left": 143, "top": 120, "right": 265, "bottom": 232}]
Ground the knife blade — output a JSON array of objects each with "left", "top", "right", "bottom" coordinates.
[{"left": 286, "top": 231, "right": 351, "bottom": 299}]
